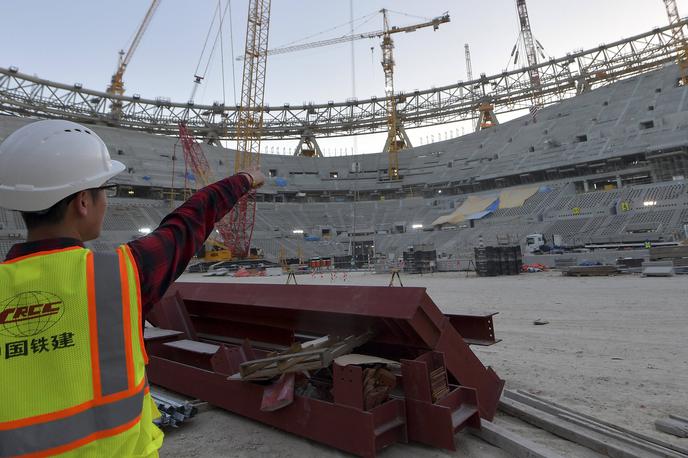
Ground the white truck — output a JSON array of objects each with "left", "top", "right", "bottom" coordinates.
[{"left": 525, "top": 233, "right": 563, "bottom": 254}]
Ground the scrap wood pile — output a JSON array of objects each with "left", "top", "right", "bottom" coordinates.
[
  {"left": 144, "top": 283, "right": 505, "bottom": 457},
  {"left": 237, "top": 332, "right": 374, "bottom": 381},
  {"left": 235, "top": 332, "right": 400, "bottom": 413}
]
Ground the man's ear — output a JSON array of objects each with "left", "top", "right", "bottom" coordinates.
[{"left": 71, "top": 191, "right": 90, "bottom": 217}]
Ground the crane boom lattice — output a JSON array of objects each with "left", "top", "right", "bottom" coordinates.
[
  {"left": 516, "top": 0, "right": 542, "bottom": 115},
  {"left": 226, "top": 0, "right": 271, "bottom": 258},
  {"left": 664, "top": 0, "right": 688, "bottom": 84}
]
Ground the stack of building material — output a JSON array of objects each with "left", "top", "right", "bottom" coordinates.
[
  {"left": 151, "top": 388, "right": 199, "bottom": 428},
  {"left": 553, "top": 257, "right": 576, "bottom": 269},
  {"left": 649, "top": 246, "right": 688, "bottom": 274},
  {"left": 474, "top": 246, "right": 522, "bottom": 276},
  {"left": 616, "top": 257, "right": 645, "bottom": 273},
  {"left": 642, "top": 261, "right": 676, "bottom": 277},
  {"left": 402, "top": 244, "right": 437, "bottom": 274},
  {"left": 562, "top": 265, "right": 619, "bottom": 276}
]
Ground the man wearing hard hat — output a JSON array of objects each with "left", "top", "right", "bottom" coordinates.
[{"left": 0, "top": 119, "right": 264, "bottom": 457}]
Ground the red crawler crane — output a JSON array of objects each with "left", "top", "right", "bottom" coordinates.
[{"left": 177, "top": 121, "right": 235, "bottom": 253}]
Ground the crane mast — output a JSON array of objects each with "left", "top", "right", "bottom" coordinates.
[
  {"left": 381, "top": 9, "right": 403, "bottom": 180},
  {"left": 464, "top": 43, "right": 478, "bottom": 131},
  {"left": 225, "top": 0, "right": 271, "bottom": 258},
  {"left": 464, "top": 44, "right": 474, "bottom": 81},
  {"left": 516, "top": 0, "right": 542, "bottom": 116},
  {"left": 663, "top": 0, "right": 688, "bottom": 84}
]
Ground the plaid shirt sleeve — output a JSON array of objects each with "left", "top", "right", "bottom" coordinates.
[{"left": 127, "top": 174, "right": 251, "bottom": 317}]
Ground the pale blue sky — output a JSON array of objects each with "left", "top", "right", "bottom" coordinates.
[{"left": 1, "top": 0, "right": 684, "bottom": 154}]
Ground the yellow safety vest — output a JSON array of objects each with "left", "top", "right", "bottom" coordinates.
[{"left": 0, "top": 245, "right": 163, "bottom": 457}]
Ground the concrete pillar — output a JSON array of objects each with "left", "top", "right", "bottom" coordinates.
[
  {"left": 583, "top": 180, "right": 589, "bottom": 192},
  {"left": 616, "top": 176, "right": 622, "bottom": 189}
]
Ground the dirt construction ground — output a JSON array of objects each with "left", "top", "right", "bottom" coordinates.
[{"left": 160, "top": 270, "right": 688, "bottom": 457}]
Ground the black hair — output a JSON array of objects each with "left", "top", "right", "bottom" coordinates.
[{"left": 20, "top": 189, "right": 101, "bottom": 230}]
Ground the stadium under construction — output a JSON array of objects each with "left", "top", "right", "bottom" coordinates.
[{"left": 1, "top": 1, "right": 688, "bottom": 457}]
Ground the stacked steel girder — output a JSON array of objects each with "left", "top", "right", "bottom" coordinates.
[
  {"left": 0, "top": 20, "right": 685, "bottom": 140},
  {"left": 145, "top": 283, "right": 504, "bottom": 457}
]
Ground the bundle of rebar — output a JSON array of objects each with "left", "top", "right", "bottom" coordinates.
[{"left": 151, "top": 388, "right": 198, "bottom": 428}]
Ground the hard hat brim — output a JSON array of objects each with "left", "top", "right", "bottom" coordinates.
[{"left": 0, "top": 159, "right": 126, "bottom": 212}]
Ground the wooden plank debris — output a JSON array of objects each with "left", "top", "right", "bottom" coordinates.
[{"left": 238, "top": 332, "right": 374, "bottom": 381}]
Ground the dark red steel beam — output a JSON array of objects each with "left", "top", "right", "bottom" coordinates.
[
  {"left": 445, "top": 312, "right": 501, "bottom": 346},
  {"left": 148, "top": 283, "right": 504, "bottom": 420},
  {"left": 148, "top": 355, "right": 407, "bottom": 457}
]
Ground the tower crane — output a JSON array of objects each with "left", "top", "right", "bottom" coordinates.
[
  {"left": 106, "top": 0, "right": 160, "bottom": 116},
  {"left": 244, "top": 10, "right": 450, "bottom": 179},
  {"left": 225, "top": 0, "right": 272, "bottom": 258},
  {"left": 663, "top": 0, "right": 688, "bottom": 84}
]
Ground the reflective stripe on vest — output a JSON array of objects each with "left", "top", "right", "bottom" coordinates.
[
  {"left": 93, "top": 252, "right": 129, "bottom": 396},
  {"left": 0, "top": 250, "right": 144, "bottom": 457},
  {"left": 0, "top": 388, "right": 145, "bottom": 457}
]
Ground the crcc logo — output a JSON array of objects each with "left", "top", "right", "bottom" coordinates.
[{"left": 0, "top": 291, "right": 64, "bottom": 338}]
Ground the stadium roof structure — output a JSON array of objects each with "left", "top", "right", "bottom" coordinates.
[{"left": 0, "top": 19, "right": 687, "bottom": 141}]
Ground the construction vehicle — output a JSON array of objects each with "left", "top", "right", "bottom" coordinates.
[
  {"left": 199, "top": 239, "right": 232, "bottom": 262},
  {"left": 525, "top": 233, "right": 563, "bottom": 254}
]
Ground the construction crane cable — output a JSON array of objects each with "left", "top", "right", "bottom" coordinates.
[
  {"left": 382, "top": 9, "right": 433, "bottom": 22},
  {"left": 228, "top": 0, "right": 238, "bottom": 104},
  {"left": 350, "top": 13, "right": 380, "bottom": 35},
  {"left": 271, "top": 10, "right": 378, "bottom": 49},
  {"left": 218, "top": 0, "right": 227, "bottom": 105},
  {"left": 198, "top": 1, "right": 231, "bottom": 82},
  {"left": 194, "top": 2, "right": 222, "bottom": 77}
]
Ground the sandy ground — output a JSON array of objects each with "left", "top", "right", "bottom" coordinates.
[{"left": 160, "top": 270, "right": 688, "bottom": 456}]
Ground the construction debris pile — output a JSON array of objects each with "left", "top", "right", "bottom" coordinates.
[{"left": 144, "top": 283, "right": 504, "bottom": 457}]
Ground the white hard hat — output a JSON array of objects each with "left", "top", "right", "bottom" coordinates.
[{"left": 0, "top": 119, "right": 125, "bottom": 212}]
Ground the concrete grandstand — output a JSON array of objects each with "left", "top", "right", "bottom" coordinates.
[{"left": 1, "top": 63, "right": 687, "bottom": 264}]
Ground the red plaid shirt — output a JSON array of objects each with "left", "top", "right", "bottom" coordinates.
[{"left": 3, "top": 175, "right": 250, "bottom": 317}]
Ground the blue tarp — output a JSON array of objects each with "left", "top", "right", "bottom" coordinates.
[
  {"left": 485, "top": 198, "right": 500, "bottom": 212},
  {"left": 467, "top": 198, "right": 499, "bottom": 220}
]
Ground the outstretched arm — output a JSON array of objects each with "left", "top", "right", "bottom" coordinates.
[{"left": 127, "top": 169, "right": 264, "bottom": 316}]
